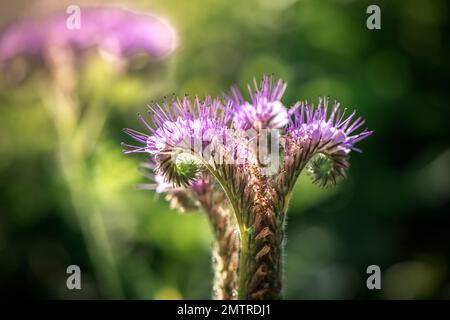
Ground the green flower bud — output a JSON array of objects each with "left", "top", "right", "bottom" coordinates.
[
  {"left": 307, "top": 153, "right": 347, "bottom": 187},
  {"left": 167, "top": 152, "right": 203, "bottom": 187}
]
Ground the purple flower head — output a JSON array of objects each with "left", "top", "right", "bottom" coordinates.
[
  {"left": 0, "top": 6, "right": 177, "bottom": 64},
  {"left": 124, "top": 77, "right": 372, "bottom": 191},
  {"left": 287, "top": 97, "right": 373, "bottom": 186},
  {"left": 123, "top": 96, "right": 230, "bottom": 155},
  {"left": 123, "top": 96, "right": 231, "bottom": 186},
  {"left": 227, "top": 75, "right": 288, "bottom": 131}
]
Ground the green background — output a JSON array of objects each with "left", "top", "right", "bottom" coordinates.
[{"left": 0, "top": 0, "right": 449, "bottom": 299}]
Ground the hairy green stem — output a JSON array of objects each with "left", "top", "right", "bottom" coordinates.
[
  {"left": 237, "top": 226, "right": 250, "bottom": 299},
  {"left": 211, "top": 228, "right": 239, "bottom": 299}
]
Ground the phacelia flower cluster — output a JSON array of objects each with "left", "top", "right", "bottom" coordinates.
[
  {"left": 123, "top": 76, "right": 372, "bottom": 190},
  {"left": 123, "top": 75, "right": 372, "bottom": 300}
]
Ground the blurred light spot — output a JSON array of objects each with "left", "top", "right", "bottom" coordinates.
[
  {"left": 240, "top": 55, "right": 292, "bottom": 89},
  {"left": 258, "top": 0, "right": 298, "bottom": 11},
  {"left": 402, "top": 0, "right": 446, "bottom": 25},
  {"left": 180, "top": 77, "right": 221, "bottom": 98},
  {"left": 313, "top": 265, "right": 358, "bottom": 299},
  {"left": 291, "top": 226, "right": 336, "bottom": 262},
  {"left": 154, "top": 286, "right": 183, "bottom": 300},
  {"left": 298, "top": 77, "right": 354, "bottom": 108},
  {"left": 0, "top": 101, "right": 54, "bottom": 160},
  {"left": 415, "top": 149, "right": 450, "bottom": 206},
  {"left": 285, "top": 226, "right": 358, "bottom": 298},
  {"left": 289, "top": 171, "right": 337, "bottom": 212},
  {"left": 384, "top": 261, "right": 443, "bottom": 299},
  {"left": 27, "top": 240, "right": 70, "bottom": 292},
  {"left": 366, "top": 51, "right": 411, "bottom": 101},
  {"left": 145, "top": 205, "right": 212, "bottom": 258},
  {"left": 399, "top": 23, "right": 441, "bottom": 57},
  {"left": 296, "top": 1, "right": 367, "bottom": 57}
]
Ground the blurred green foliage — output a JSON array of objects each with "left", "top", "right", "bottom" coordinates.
[{"left": 0, "top": 0, "right": 449, "bottom": 299}]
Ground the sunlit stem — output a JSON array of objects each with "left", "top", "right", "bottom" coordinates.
[
  {"left": 174, "top": 149, "right": 248, "bottom": 298},
  {"left": 237, "top": 226, "right": 251, "bottom": 299},
  {"left": 207, "top": 207, "right": 239, "bottom": 300},
  {"left": 42, "top": 55, "right": 124, "bottom": 298}
]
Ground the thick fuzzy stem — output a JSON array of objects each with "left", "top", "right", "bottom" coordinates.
[
  {"left": 194, "top": 183, "right": 240, "bottom": 300},
  {"left": 239, "top": 204, "right": 284, "bottom": 300},
  {"left": 211, "top": 224, "right": 239, "bottom": 299}
]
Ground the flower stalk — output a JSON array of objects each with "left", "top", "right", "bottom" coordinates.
[
  {"left": 148, "top": 171, "right": 240, "bottom": 299},
  {"left": 209, "top": 207, "right": 239, "bottom": 299},
  {"left": 193, "top": 177, "right": 240, "bottom": 299}
]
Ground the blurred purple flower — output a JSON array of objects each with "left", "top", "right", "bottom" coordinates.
[{"left": 0, "top": 6, "right": 177, "bottom": 63}]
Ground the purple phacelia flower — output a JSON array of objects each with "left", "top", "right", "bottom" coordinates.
[
  {"left": 123, "top": 76, "right": 373, "bottom": 300},
  {"left": 0, "top": 6, "right": 177, "bottom": 64},
  {"left": 285, "top": 97, "right": 373, "bottom": 187},
  {"left": 227, "top": 75, "right": 288, "bottom": 131},
  {"left": 288, "top": 97, "right": 372, "bottom": 153},
  {"left": 123, "top": 96, "right": 230, "bottom": 155},
  {"left": 123, "top": 96, "right": 231, "bottom": 186}
]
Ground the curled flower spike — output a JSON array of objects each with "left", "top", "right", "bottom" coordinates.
[
  {"left": 283, "top": 97, "right": 373, "bottom": 189},
  {"left": 122, "top": 96, "right": 232, "bottom": 186},
  {"left": 227, "top": 75, "right": 288, "bottom": 131},
  {"left": 136, "top": 162, "right": 206, "bottom": 213}
]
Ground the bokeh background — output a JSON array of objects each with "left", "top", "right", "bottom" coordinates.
[{"left": 1, "top": 0, "right": 449, "bottom": 299}]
